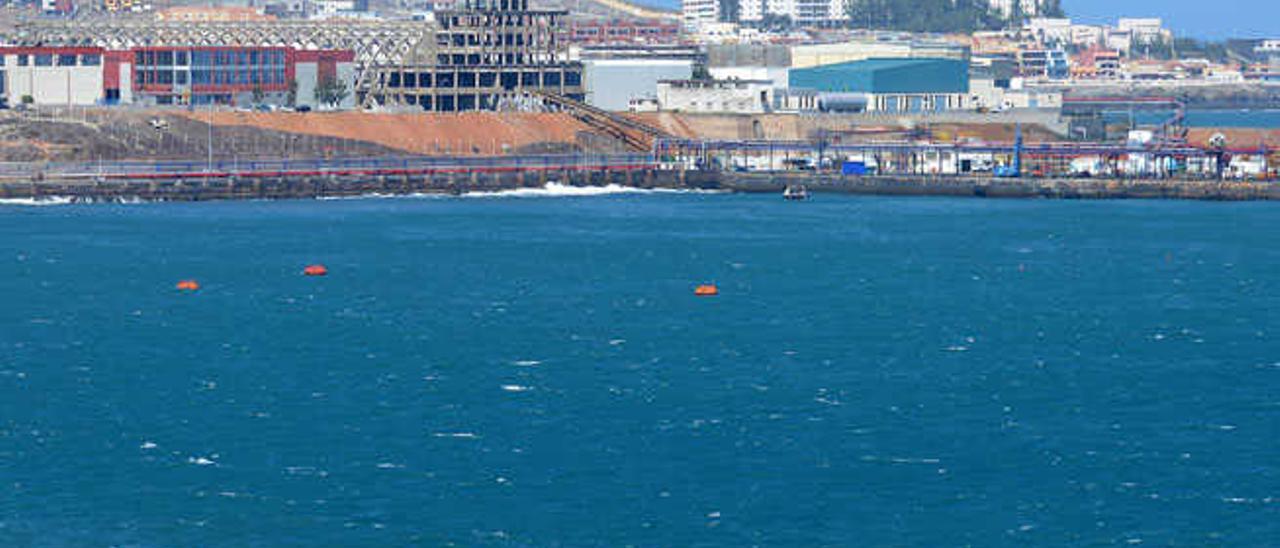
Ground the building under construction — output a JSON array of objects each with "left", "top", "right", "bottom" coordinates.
[
  {"left": 363, "top": 0, "right": 585, "bottom": 111},
  {"left": 1, "top": 0, "right": 585, "bottom": 112}
]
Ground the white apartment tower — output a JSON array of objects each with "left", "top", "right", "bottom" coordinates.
[
  {"left": 986, "top": 0, "right": 1042, "bottom": 18},
  {"left": 683, "top": 0, "right": 722, "bottom": 30},
  {"left": 737, "top": 0, "right": 849, "bottom": 25}
]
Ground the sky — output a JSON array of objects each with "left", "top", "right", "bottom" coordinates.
[
  {"left": 643, "top": 0, "right": 1278, "bottom": 40},
  {"left": 1068, "top": 0, "right": 1278, "bottom": 39}
]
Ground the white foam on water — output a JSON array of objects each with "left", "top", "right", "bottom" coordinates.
[
  {"left": 375, "top": 462, "right": 405, "bottom": 469},
  {"left": 139, "top": 441, "right": 158, "bottom": 450},
  {"left": 317, "top": 192, "right": 444, "bottom": 201},
  {"left": 188, "top": 456, "right": 216, "bottom": 466},
  {"left": 0, "top": 196, "right": 74, "bottom": 207},
  {"left": 501, "top": 384, "right": 533, "bottom": 392},
  {"left": 432, "top": 432, "right": 479, "bottom": 439},
  {"left": 462, "top": 182, "right": 719, "bottom": 198},
  {"left": 511, "top": 360, "right": 542, "bottom": 367}
]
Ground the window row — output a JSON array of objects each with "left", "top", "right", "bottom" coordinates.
[
  {"left": 385, "top": 70, "right": 579, "bottom": 89},
  {"left": 133, "top": 50, "right": 287, "bottom": 68},
  {"left": 13, "top": 53, "right": 100, "bottom": 67},
  {"left": 135, "top": 68, "right": 287, "bottom": 86}
]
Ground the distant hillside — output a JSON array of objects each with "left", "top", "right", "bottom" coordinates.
[{"left": 624, "top": 0, "right": 1067, "bottom": 32}]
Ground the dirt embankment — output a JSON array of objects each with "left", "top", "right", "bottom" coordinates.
[
  {"left": 1186, "top": 127, "right": 1280, "bottom": 150},
  {"left": 176, "top": 111, "right": 599, "bottom": 156},
  {"left": 0, "top": 109, "right": 401, "bottom": 163},
  {"left": 0, "top": 109, "right": 614, "bottom": 163},
  {"left": 633, "top": 112, "right": 1064, "bottom": 143}
]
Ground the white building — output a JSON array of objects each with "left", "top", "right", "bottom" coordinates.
[
  {"left": 738, "top": 0, "right": 848, "bottom": 26},
  {"left": 656, "top": 79, "right": 775, "bottom": 113},
  {"left": 1105, "top": 29, "right": 1133, "bottom": 55},
  {"left": 1027, "top": 18, "right": 1072, "bottom": 46},
  {"left": 583, "top": 58, "right": 694, "bottom": 111},
  {"left": 1, "top": 49, "right": 105, "bottom": 106},
  {"left": 986, "top": 0, "right": 1042, "bottom": 18},
  {"left": 1070, "top": 24, "right": 1105, "bottom": 48},
  {"left": 1117, "top": 18, "right": 1171, "bottom": 45},
  {"left": 710, "top": 66, "right": 789, "bottom": 88},
  {"left": 682, "top": 0, "right": 722, "bottom": 30},
  {"left": 1256, "top": 39, "right": 1280, "bottom": 67}
]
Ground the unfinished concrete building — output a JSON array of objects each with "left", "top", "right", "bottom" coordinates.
[{"left": 365, "top": 0, "right": 585, "bottom": 111}]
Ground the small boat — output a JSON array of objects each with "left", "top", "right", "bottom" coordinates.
[{"left": 783, "top": 184, "right": 809, "bottom": 200}]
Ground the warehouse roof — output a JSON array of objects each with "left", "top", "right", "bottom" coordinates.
[{"left": 789, "top": 58, "right": 969, "bottom": 95}]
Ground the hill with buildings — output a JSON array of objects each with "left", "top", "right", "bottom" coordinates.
[{"left": 682, "top": 0, "right": 1065, "bottom": 32}]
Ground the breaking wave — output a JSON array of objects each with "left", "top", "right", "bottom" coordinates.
[
  {"left": 0, "top": 196, "right": 75, "bottom": 207},
  {"left": 462, "top": 183, "right": 720, "bottom": 198}
]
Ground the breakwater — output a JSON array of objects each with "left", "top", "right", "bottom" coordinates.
[
  {"left": 722, "top": 172, "right": 1280, "bottom": 201},
  {"left": 2, "top": 168, "right": 1278, "bottom": 202}
]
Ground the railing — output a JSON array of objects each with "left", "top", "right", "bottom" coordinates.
[{"left": 0, "top": 153, "right": 659, "bottom": 182}]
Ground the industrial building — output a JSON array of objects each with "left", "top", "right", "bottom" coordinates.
[
  {"left": 0, "top": 46, "right": 355, "bottom": 108},
  {"left": 788, "top": 58, "right": 969, "bottom": 112},
  {"left": 364, "top": 0, "right": 585, "bottom": 111},
  {"left": 789, "top": 37, "right": 970, "bottom": 69},
  {"left": 584, "top": 58, "right": 693, "bottom": 111},
  {"left": 706, "top": 44, "right": 791, "bottom": 89},
  {"left": 656, "top": 78, "right": 775, "bottom": 113}
]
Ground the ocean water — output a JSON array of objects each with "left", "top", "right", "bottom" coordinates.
[
  {"left": 1116, "top": 109, "right": 1280, "bottom": 129},
  {"left": 1, "top": 192, "right": 1277, "bottom": 546}
]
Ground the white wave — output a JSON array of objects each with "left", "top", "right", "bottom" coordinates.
[
  {"left": 432, "top": 432, "right": 479, "bottom": 439},
  {"left": 316, "top": 192, "right": 444, "bottom": 201},
  {"left": 462, "top": 182, "right": 718, "bottom": 198},
  {"left": 0, "top": 196, "right": 74, "bottom": 206},
  {"left": 501, "top": 384, "right": 533, "bottom": 392},
  {"left": 511, "top": 359, "right": 542, "bottom": 367},
  {"left": 187, "top": 456, "right": 217, "bottom": 466}
]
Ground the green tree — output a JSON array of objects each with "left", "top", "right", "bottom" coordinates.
[
  {"left": 1042, "top": 0, "right": 1066, "bottom": 18},
  {"left": 314, "top": 77, "right": 350, "bottom": 109},
  {"left": 846, "top": 0, "right": 1004, "bottom": 33},
  {"left": 1173, "top": 37, "right": 1230, "bottom": 63}
]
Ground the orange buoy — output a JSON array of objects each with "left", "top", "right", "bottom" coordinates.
[
  {"left": 176, "top": 280, "right": 200, "bottom": 291},
  {"left": 694, "top": 284, "right": 719, "bottom": 297},
  {"left": 303, "top": 264, "right": 328, "bottom": 277}
]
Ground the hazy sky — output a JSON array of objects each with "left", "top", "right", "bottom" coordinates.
[
  {"left": 1068, "top": 0, "right": 1278, "bottom": 39},
  {"left": 649, "top": 0, "right": 1277, "bottom": 39}
]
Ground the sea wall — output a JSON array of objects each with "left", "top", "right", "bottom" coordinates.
[
  {"left": 723, "top": 173, "right": 1280, "bottom": 201},
  {"left": 0, "top": 168, "right": 719, "bottom": 202},
  {"left": 2, "top": 168, "right": 1278, "bottom": 202}
]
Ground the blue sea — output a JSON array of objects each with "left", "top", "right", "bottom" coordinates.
[
  {"left": 2, "top": 191, "right": 1277, "bottom": 546},
  {"left": 1116, "top": 109, "right": 1280, "bottom": 129}
]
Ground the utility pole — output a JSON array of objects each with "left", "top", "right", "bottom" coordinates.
[{"left": 206, "top": 99, "right": 214, "bottom": 172}]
